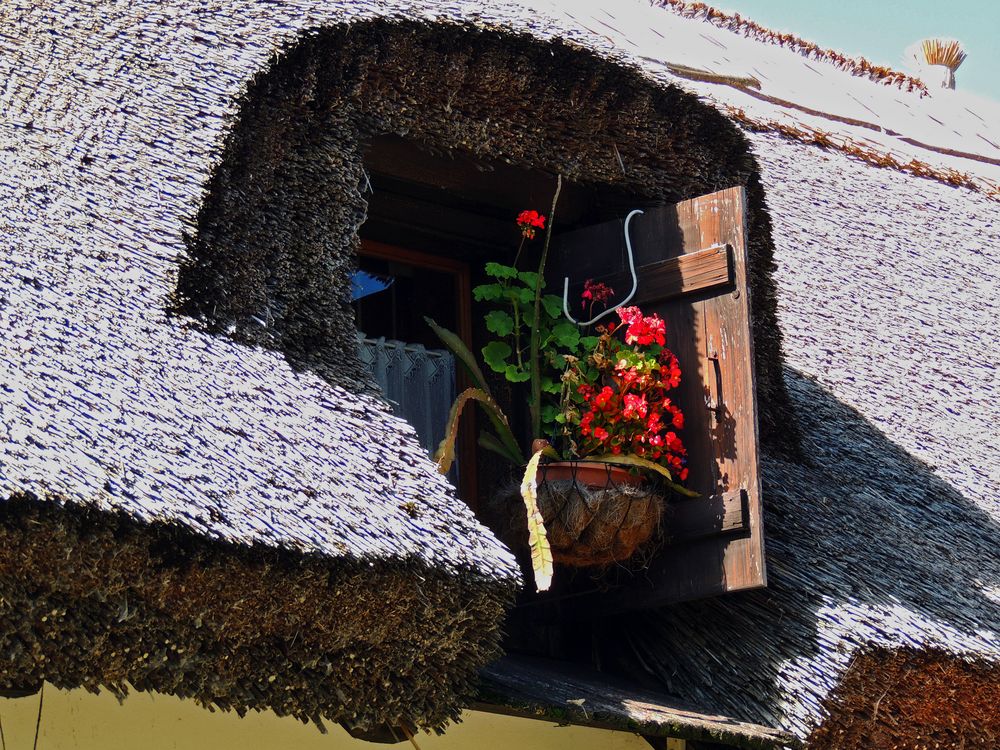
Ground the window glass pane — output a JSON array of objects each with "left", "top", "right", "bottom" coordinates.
[
  {"left": 353, "top": 257, "right": 458, "bottom": 348},
  {"left": 353, "top": 255, "right": 460, "bottom": 482}
]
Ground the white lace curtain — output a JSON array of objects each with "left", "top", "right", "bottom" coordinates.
[{"left": 356, "top": 333, "right": 456, "bottom": 462}]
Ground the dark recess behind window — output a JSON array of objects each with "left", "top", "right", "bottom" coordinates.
[
  {"left": 359, "top": 135, "right": 651, "bottom": 260},
  {"left": 353, "top": 257, "right": 458, "bottom": 347},
  {"left": 356, "top": 136, "right": 655, "bottom": 513}
]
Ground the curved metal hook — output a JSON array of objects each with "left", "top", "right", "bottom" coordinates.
[{"left": 562, "top": 209, "right": 643, "bottom": 326}]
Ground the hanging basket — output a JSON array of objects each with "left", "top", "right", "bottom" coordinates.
[{"left": 533, "top": 460, "right": 662, "bottom": 567}]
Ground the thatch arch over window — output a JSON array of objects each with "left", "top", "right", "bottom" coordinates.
[{"left": 177, "top": 18, "right": 793, "bottom": 453}]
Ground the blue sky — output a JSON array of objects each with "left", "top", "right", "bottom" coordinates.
[{"left": 714, "top": 1, "right": 1000, "bottom": 102}]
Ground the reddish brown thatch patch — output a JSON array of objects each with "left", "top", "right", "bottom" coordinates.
[{"left": 807, "top": 648, "right": 1000, "bottom": 749}]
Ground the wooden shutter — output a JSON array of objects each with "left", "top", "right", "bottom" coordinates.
[{"left": 550, "top": 186, "right": 765, "bottom": 610}]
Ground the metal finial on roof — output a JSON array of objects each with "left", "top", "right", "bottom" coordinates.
[{"left": 908, "top": 38, "right": 966, "bottom": 90}]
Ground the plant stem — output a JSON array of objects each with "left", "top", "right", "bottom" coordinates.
[
  {"left": 529, "top": 174, "right": 562, "bottom": 440},
  {"left": 512, "top": 236, "right": 526, "bottom": 269},
  {"left": 512, "top": 235, "right": 528, "bottom": 370},
  {"left": 513, "top": 299, "right": 523, "bottom": 369}
]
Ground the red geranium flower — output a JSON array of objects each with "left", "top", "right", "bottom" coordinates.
[
  {"left": 581, "top": 279, "right": 615, "bottom": 310},
  {"left": 516, "top": 210, "right": 546, "bottom": 239},
  {"left": 618, "top": 306, "right": 666, "bottom": 347},
  {"left": 593, "top": 386, "right": 614, "bottom": 409},
  {"left": 623, "top": 393, "right": 648, "bottom": 420},
  {"left": 559, "top": 303, "right": 689, "bottom": 485}
]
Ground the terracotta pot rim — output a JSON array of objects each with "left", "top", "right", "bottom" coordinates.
[
  {"left": 539, "top": 459, "right": 641, "bottom": 470},
  {"left": 537, "top": 459, "right": 645, "bottom": 487}
]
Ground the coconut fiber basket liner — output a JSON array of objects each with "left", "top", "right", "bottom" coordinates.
[
  {"left": 534, "top": 462, "right": 664, "bottom": 567},
  {"left": 488, "top": 464, "right": 665, "bottom": 569}
]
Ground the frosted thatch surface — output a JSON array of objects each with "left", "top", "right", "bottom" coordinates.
[{"left": 1, "top": 0, "right": 997, "bottom": 741}]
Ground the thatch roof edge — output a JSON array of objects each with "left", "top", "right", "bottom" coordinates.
[
  {"left": 477, "top": 657, "right": 800, "bottom": 749},
  {"left": 655, "top": 0, "right": 928, "bottom": 93},
  {"left": 0, "top": 491, "right": 516, "bottom": 731}
]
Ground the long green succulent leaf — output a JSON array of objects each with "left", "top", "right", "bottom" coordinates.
[
  {"left": 425, "top": 316, "right": 492, "bottom": 393},
  {"left": 426, "top": 317, "right": 523, "bottom": 464},
  {"left": 434, "top": 388, "right": 518, "bottom": 474},
  {"left": 520, "top": 450, "right": 554, "bottom": 592},
  {"left": 478, "top": 432, "right": 523, "bottom": 465}
]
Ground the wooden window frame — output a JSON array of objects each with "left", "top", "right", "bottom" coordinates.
[{"left": 358, "top": 239, "right": 479, "bottom": 508}]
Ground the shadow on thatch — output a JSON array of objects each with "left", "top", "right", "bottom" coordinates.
[{"left": 599, "top": 368, "right": 999, "bottom": 736}]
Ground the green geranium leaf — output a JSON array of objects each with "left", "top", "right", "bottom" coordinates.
[
  {"left": 517, "top": 270, "right": 541, "bottom": 289},
  {"left": 580, "top": 336, "right": 601, "bottom": 350},
  {"left": 552, "top": 321, "right": 581, "bottom": 348},
  {"left": 517, "top": 287, "right": 535, "bottom": 305},
  {"left": 485, "top": 262, "right": 519, "bottom": 279},
  {"left": 482, "top": 341, "right": 512, "bottom": 373},
  {"left": 541, "top": 376, "right": 562, "bottom": 394},
  {"left": 541, "top": 294, "right": 564, "bottom": 319},
  {"left": 540, "top": 404, "right": 561, "bottom": 424},
  {"left": 504, "top": 365, "right": 531, "bottom": 383},
  {"left": 473, "top": 283, "right": 504, "bottom": 302},
  {"left": 484, "top": 310, "right": 515, "bottom": 336}
]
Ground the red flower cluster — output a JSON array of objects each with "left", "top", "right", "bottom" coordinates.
[
  {"left": 618, "top": 306, "right": 666, "bottom": 346},
  {"left": 581, "top": 279, "right": 615, "bottom": 311},
  {"left": 569, "top": 306, "right": 688, "bottom": 481},
  {"left": 516, "top": 210, "right": 546, "bottom": 239}
]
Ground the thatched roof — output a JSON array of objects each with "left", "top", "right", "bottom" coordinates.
[
  {"left": 0, "top": 0, "right": 534, "bottom": 732},
  {"left": 2, "top": 0, "right": 998, "bottom": 745},
  {"left": 615, "top": 128, "right": 1000, "bottom": 742},
  {"left": 568, "top": 2, "right": 999, "bottom": 745}
]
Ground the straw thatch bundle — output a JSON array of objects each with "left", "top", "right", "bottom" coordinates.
[
  {"left": 0, "top": 494, "right": 515, "bottom": 731},
  {"left": 3, "top": 1, "right": 998, "bottom": 747},
  {"left": 176, "top": 17, "right": 796, "bottom": 456},
  {"left": 808, "top": 648, "right": 999, "bottom": 749}
]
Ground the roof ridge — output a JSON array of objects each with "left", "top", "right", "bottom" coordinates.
[
  {"left": 726, "top": 105, "right": 1000, "bottom": 201},
  {"left": 655, "top": 0, "right": 929, "bottom": 95}
]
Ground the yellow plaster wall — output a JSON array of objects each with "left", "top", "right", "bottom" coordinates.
[{"left": 0, "top": 686, "right": 651, "bottom": 750}]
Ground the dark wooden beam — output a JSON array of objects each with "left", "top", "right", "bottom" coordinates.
[{"left": 668, "top": 489, "right": 749, "bottom": 542}]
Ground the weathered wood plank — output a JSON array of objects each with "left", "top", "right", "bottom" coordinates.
[
  {"left": 553, "top": 187, "right": 766, "bottom": 613},
  {"left": 597, "top": 243, "right": 734, "bottom": 304},
  {"left": 602, "top": 186, "right": 765, "bottom": 611},
  {"left": 477, "top": 656, "right": 799, "bottom": 749},
  {"left": 693, "top": 187, "right": 767, "bottom": 596}
]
